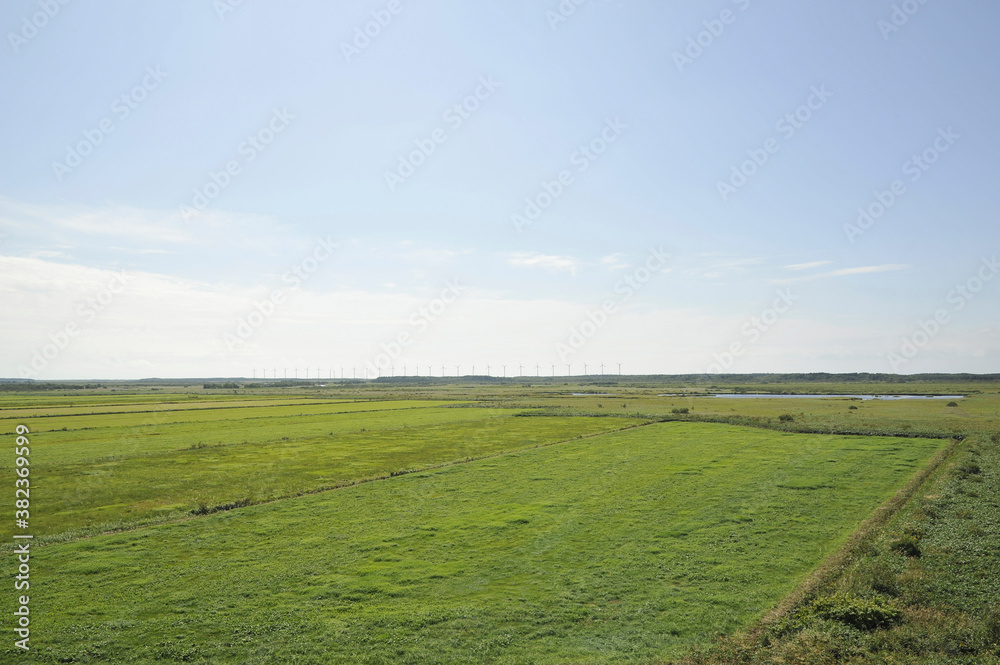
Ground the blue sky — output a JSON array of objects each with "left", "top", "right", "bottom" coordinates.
[{"left": 1, "top": 0, "right": 998, "bottom": 379}]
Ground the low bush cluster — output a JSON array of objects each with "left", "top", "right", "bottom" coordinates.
[{"left": 808, "top": 593, "right": 903, "bottom": 631}]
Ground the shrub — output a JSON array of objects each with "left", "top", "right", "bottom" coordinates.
[
  {"left": 983, "top": 606, "right": 1000, "bottom": 647},
  {"left": 203, "top": 382, "right": 239, "bottom": 389},
  {"left": 946, "top": 401, "right": 959, "bottom": 407},
  {"left": 849, "top": 405, "right": 858, "bottom": 410},
  {"left": 861, "top": 560, "right": 901, "bottom": 597},
  {"left": 957, "top": 461, "right": 982, "bottom": 477},
  {"left": 191, "top": 497, "right": 252, "bottom": 515},
  {"left": 809, "top": 593, "right": 902, "bottom": 630},
  {"left": 889, "top": 534, "right": 921, "bottom": 558},
  {"left": 671, "top": 407, "right": 689, "bottom": 415},
  {"left": 778, "top": 414, "right": 794, "bottom": 422}
]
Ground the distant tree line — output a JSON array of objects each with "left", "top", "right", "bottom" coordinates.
[{"left": 0, "top": 382, "right": 104, "bottom": 391}]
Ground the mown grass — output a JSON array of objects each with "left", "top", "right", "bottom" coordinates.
[
  {"left": 0, "top": 398, "right": 466, "bottom": 436},
  {"left": 16, "top": 402, "right": 481, "bottom": 467},
  {"left": 9, "top": 422, "right": 946, "bottom": 664},
  {"left": 0, "top": 395, "right": 352, "bottom": 419},
  {"left": 2, "top": 401, "right": 647, "bottom": 542}
]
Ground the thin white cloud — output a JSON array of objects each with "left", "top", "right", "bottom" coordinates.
[
  {"left": 827, "top": 264, "right": 909, "bottom": 277},
  {"left": 599, "top": 252, "right": 630, "bottom": 271},
  {"left": 368, "top": 240, "right": 475, "bottom": 263},
  {"left": 108, "top": 247, "right": 175, "bottom": 255},
  {"left": 0, "top": 196, "right": 192, "bottom": 244},
  {"left": 406, "top": 247, "right": 475, "bottom": 262},
  {"left": 506, "top": 251, "right": 580, "bottom": 276},
  {"left": 784, "top": 260, "right": 834, "bottom": 271},
  {"left": 0, "top": 196, "right": 294, "bottom": 251},
  {"left": 679, "top": 254, "right": 768, "bottom": 278},
  {"left": 772, "top": 264, "right": 910, "bottom": 285}
]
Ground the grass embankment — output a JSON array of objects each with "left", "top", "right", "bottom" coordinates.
[
  {"left": 679, "top": 432, "right": 1000, "bottom": 664},
  {"left": 9, "top": 422, "right": 945, "bottom": 664}
]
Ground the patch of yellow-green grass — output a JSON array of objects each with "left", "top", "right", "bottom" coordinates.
[{"left": 7, "top": 408, "right": 646, "bottom": 541}]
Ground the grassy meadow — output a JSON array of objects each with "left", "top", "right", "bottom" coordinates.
[
  {"left": 2, "top": 376, "right": 998, "bottom": 663},
  {"left": 3, "top": 399, "right": 646, "bottom": 541}
]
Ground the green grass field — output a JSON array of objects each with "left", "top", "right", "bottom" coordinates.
[
  {"left": 2, "top": 400, "right": 649, "bottom": 541},
  {"left": 2, "top": 378, "right": 997, "bottom": 663}
]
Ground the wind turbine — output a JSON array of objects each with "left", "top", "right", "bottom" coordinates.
[
  {"left": 600, "top": 361, "right": 605, "bottom": 375},
  {"left": 427, "top": 365, "right": 432, "bottom": 376},
  {"left": 536, "top": 363, "right": 540, "bottom": 377},
  {"left": 273, "top": 367, "right": 277, "bottom": 380},
  {"left": 441, "top": 364, "right": 445, "bottom": 377},
  {"left": 352, "top": 365, "right": 356, "bottom": 379},
  {"left": 253, "top": 369, "right": 256, "bottom": 379},
  {"left": 486, "top": 364, "right": 490, "bottom": 376},
  {"left": 403, "top": 365, "right": 406, "bottom": 377},
  {"left": 502, "top": 364, "right": 507, "bottom": 377},
  {"left": 294, "top": 367, "right": 298, "bottom": 379},
  {"left": 472, "top": 364, "right": 475, "bottom": 376},
  {"left": 455, "top": 364, "right": 460, "bottom": 377},
  {"left": 566, "top": 363, "right": 571, "bottom": 376},
  {"left": 390, "top": 365, "right": 394, "bottom": 378},
  {"left": 583, "top": 363, "right": 588, "bottom": 375},
  {"left": 519, "top": 363, "right": 524, "bottom": 377},
  {"left": 551, "top": 364, "right": 556, "bottom": 377},
  {"left": 617, "top": 362, "right": 622, "bottom": 375},
  {"left": 284, "top": 368, "right": 288, "bottom": 379},
  {"left": 305, "top": 368, "right": 309, "bottom": 379}
]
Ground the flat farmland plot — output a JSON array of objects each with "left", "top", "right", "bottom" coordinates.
[
  {"left": 21, "top": 422, "right": 947, "bottom": 664},
  {"left": 0, "top": 398, "right": 467, "bottom": 435},
  {"left": 0, "top": 395, "right": 352, "bottom": 419},
  {"left": 3, "top": 401, "right": 647, "bottom": 541}
]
